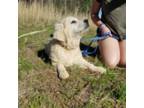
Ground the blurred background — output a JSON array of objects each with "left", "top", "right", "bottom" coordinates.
[{"left": 19, "top": 0, "right": 93, "bottom": 25}]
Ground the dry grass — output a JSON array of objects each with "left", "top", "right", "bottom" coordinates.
[
  {"left": 18, "top": 1, "right": 96, "bottom": 31},
  {"left": 18, "top": 1, "right": 84, "bottom": 24}
]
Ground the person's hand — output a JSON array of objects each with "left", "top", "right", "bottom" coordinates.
[{"left": 99, "top": 23, "right": 112, "bottom": 36}]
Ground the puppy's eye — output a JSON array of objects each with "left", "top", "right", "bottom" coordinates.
[{"left": 71, "top": 20, "right": 77, "bottom": 24}]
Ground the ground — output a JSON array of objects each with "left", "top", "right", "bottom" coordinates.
[{"left": 18, "top": 23, "right": 126, "bottom": 108}]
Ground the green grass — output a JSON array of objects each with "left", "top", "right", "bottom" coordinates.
[{"left": 18, "top": 22, "right": 126, "bottom": 108}]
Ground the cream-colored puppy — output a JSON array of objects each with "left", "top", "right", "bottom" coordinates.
[{"left": 45, "top": 16, "right": 106, "bottom": 79}]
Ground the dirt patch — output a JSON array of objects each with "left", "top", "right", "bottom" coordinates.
[{"left": 68, "top": 83, "right": 92, "bottom": 108}]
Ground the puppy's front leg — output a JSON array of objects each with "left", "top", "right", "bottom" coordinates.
[
  {"left": 79, "top": 59, "right": 106, "bottom": 74},
  {"left": 56, "top": 63, "right": 69, "bottom": 79}
]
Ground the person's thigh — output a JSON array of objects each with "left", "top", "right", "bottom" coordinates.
[
  {"left": 98, "top": 37, "right": 120, "bottom": 68},
  {"left": 119, "top": 40, "right": 126, "bottom": 66}
]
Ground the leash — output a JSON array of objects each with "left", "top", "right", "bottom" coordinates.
[
  {"left": 18, "top": 29, "right": 47, "bottom": 39},
  {"left": 81, "top": 32, "right": 112, "bottom": 57}
]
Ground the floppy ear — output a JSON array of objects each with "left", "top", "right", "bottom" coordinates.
[
  {"left": 64, "top": 27, "right": 79, "bottom": 49},
  {"left": 53, "top": 23, "right": 66, "bottom": 42},
  {"left": 53, "top": 21, "right": 77, "bottom": 49}
]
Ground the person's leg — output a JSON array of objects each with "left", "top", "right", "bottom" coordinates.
[
  {"left": 98, "top": 37, "right": 120, "bottom": 68},
  {"left": 119, "top": 40, "right": 126, "bottom": 66}
]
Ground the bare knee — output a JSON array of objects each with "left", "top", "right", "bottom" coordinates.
[
  {"left": 101, "top": 49, "right": 120, "bottom": 68},
  {"left": 98, "top": 37, "right": 120, "bottom": 68},
  {"left": 104, "top": 57, "right": 119, "bottom": 68},
  {"left": 105, "top": 60, "right": 118, "bottom": 68}
]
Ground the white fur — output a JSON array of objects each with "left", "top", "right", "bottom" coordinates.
[{"left": 45, "top": 16, "right": 106, "bottom": 79}]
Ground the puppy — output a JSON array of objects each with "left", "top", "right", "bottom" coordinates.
[{"left": 45, "top": 16, "right": 106, "bottom": 79}]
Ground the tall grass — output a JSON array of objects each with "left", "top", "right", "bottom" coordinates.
[
  {"left": 18, "top": 1, "right": 96, "bottom": 29},
  {"left": 19, "top": 1, "right": 87, "bottom": 24}
]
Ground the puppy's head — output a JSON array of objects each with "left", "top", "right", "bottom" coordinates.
[
  {"left": 63, "top": 16, "right": 89, "bottom": 34},
  {"left": 53, "top": 16, "right": 89, "bottom": 49}
]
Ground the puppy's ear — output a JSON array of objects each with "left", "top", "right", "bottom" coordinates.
[
  {"left": 64, "top": 27, "right": 78, "bottom": 49},
  {"left": 53, "top": 23, "right": 66, "bottom": 42},
  {"left": 53, "top": 21, "right": 77, "bottom": 49}
]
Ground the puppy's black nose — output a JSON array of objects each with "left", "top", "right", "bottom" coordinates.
[{"left": 84, "top": 19, "right": 88, "bottom": 23}]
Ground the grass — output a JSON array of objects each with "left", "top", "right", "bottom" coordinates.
[{"left": 18, "top": 1, "right": 126, "bottom": 108}]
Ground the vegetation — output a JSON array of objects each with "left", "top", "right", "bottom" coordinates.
[{"left": 19, "top": 1, "right": 126, "bottom": 108}]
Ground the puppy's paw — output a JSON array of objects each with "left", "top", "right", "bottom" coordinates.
[
  {"left": 96, "top": 67, "right": 106, "bottom": 74},
  {"left": 57, "top": 64, "right": 69, "bottom": 79},
  {"left": 89, "top": 64, "right": 106, "bottom": 74},
  {"left": 58, "top": 71, "right": 69, "bottom": 79}
]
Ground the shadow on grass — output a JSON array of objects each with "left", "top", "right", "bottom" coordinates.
[{"left": 37, "top": 49, "right": 51, "bottom": 64}]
